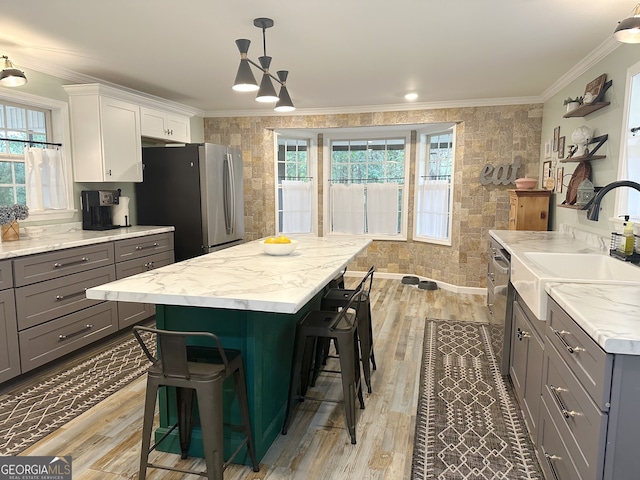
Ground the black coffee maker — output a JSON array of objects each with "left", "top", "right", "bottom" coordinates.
[{"left": 81, "top": 190, "right": 121, "bottom": 230}]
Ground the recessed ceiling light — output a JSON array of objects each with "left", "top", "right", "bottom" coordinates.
[{"left": 404, "top": 93, "right": 418, "bottom": 101}]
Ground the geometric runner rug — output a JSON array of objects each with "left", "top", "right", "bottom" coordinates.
[
  {"left": 411, "top": 320, "right": 543, "bottom": 479},
  {"left": 0, "top": 330, "right": 153, "bottom": 456}
]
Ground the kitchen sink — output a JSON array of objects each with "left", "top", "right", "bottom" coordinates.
[
  {"left": 523, "top": 252, "right": 640, "bottom": 281},
  {"left": 511, "top": 252, "right": 640, "bottom": 320}
]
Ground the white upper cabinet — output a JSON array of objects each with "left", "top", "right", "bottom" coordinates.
[
  {"left": 63, "top": 84, "right": 143, "bottom": 182},
  {"left": 140, "top": 106, "right": 191, "bottom": 143}
]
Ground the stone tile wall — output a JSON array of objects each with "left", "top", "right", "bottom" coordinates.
[{"left": 205, "top": 104, "right": 542, "bottom": 288}]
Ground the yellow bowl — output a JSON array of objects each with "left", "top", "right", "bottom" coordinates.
[{"left": 260, "top": 239, "right": 298, "bottom": 256}]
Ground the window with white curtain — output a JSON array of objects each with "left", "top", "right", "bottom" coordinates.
[
  {"left": 414, "top": 125, "right": 456, "bottom": 245},
  {"left": 325, "top": 133, "right": 409, "bottom": 238},
  {"left": 276, "top": 136, "right": 315, "bottom": 234},
  {"left": 0, "top": 93, "right": 73, "bottom": 220}
]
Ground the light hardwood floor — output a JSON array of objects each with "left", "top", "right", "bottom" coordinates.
[{"left": 18, "top": 278, "right": 491, "bottom": 479}]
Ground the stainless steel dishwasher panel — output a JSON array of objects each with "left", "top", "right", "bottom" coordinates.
[{"left": 487, "top": 239, "right": 512, "bottom": 375}]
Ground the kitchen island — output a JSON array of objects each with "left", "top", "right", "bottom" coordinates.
[{"left": 86, "top": 235, "right": 371, "bottom": 463}]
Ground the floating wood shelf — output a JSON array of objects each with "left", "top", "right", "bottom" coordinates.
[
  {"left": 563, "top": 102, "right": 610, "bottom": 118},
  {"left": 558, "top": 203, "right": 585, "bottom": 210},
  {"left": 562, "top": 79, "right": 613, "bottom": 118},
  {"left": 561, "top": 134, "right": 608, "bottom": 163},
  {"left": 560, "top": 154, "right": 606, "bottom": 163}
]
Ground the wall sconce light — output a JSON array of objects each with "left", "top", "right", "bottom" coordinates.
[
  {"left": 232, "top": 18, "right": 295, "bottom": 112},
  {"left": 614, "top": 3, "right": 640, "bottom": 43},
  {"left": 0, "top": 55, "right": 27, "bottom": 87}
]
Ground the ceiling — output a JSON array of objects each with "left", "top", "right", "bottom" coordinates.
[{"left": 0, "top": 0, "right": 633, "bottom": 116}]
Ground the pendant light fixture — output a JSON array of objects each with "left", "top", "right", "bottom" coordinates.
[
  {"left": 0, "top": 55, "right": 27, "bottom": 87},
  {"left": 232, "top": 18, "right": 295, "bottom": 112},
  {"left": 614, "top": 3, "right": 640, "bottom": 43}
]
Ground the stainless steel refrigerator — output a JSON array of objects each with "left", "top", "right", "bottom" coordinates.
[{"left": 135, "top": 143, "right": 244, "bottom": 261}]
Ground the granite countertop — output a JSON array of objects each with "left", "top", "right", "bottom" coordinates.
[
  {"left": 0, "top": 225, "right": 174, "bottom": 259},
  {"left": 490, "top": 228, "right": 640, "bottom": 355},
  {"left": 86, "top": 235, "right": 372, "bottom": 314}
]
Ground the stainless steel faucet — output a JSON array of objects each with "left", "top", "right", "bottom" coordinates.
[{"left": 585, "top": 180, "right": 640, "bottom": 220}]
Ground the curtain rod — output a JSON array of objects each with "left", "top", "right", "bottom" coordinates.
[{"left": 0, "top": 137, "right": 62, "bottom": 147}]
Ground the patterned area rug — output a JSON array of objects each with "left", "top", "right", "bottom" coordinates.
[
  {"left": 411, "top": 320, "right": 543, "bottom": 479},
  {"left": 0, "top": 330, "right": 153, "bottom": 455}
]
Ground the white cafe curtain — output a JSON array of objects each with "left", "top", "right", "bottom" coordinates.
[
  {"left": 282, "top": 180, "right": 312, "bottom": 233},
  {"left": 25, "top": 146, "right": 69, "bottom": 211},
  {"left": 416, "top": 179, "right": 449, "bottom": 238},
  {"left": 366, "top": 183, "right": 398, "bottom": 235},
  {"left": 330, "top": 183, "right": 365, "bottom": 234}
]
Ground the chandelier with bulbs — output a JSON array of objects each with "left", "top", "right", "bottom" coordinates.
[{"left": 232, "top": 18, "right": 295, "bottom": 112}]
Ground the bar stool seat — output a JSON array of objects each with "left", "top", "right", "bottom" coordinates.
[
  {"left": 320, "top": 266, "right": 376, "bottom": 393},
  {"left": 133, "top": 326, "right": 260, "bottom": 480},
  {"left": 282, "top": 286, "right": 365, "bottom": 444}
]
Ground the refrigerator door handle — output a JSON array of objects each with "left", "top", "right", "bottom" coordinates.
[{"left": 223, "top": 153, "right": 235, "bottom": 234}]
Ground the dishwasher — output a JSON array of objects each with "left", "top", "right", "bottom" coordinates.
[{"left": 486, "top": 237, "right": 514, "bottom": 375}]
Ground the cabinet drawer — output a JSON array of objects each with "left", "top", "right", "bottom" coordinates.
[
  {"left": 114, "top": 233, "right": 174, "bottom": 262},
  {"left": 542, "top": 341, "right": 606, "bottom": 480},
  {"left": 547, "top": 298, "right": 612, "bottom": 410},
  {"left": 538, "top": 397, "right": 585, "bottom": 480},
  {"left": 115, "top": 250, "right": 174, "bottom": 279},
  {"left": 14, "top": 243, "right": 115, "bottom": 287},
  {"left": 19, "top": 302, "right": 117, "bottom": 373},
  {"left": 15, "top": 265, "right": 116, "bottom": 331},
  {"left": 0, "top": 259, "right": 13, "bottom": 290}
]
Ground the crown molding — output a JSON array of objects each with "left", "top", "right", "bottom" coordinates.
[
  {"left": 541, "top": 37, "right": 621, "bottom": 102},
  {"left": 204, "top": 96, "right": 543, "bottom": 118}
]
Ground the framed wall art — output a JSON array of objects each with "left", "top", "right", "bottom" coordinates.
[
  {"left": 583, "top": 74, "right": 607, "bottom": 104},
  {"left": 556, "top": 167, "right": 564, "bottom": 193},
  {"left": 553, "top": 126, "right": 560, "bottom": 152},
  {"left": 558, "top": 136, "right": 565, "bottom": 159},
  {"left": 543, "top": 160, "right": 552, "bottom": 181},
  {"left": 544, "top": 140, "right": 552, "bottom": 159}
]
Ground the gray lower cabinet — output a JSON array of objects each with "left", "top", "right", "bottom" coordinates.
[
  {"left": 18, "top": 302, "right": 118, "bottom": 372},
  {"left": 510, "top": 295, "right": 544, "bottom": 442},
  {"left": 115, "top": 249, "right": 174, "bottom": 328},
  {"left": 0, "top": 277, "right": 19, "bottom": 383},
  {"left": 0, "top": 231, "right": 174, "bottom": 383},
  {"left": 114, "top": 232, "right": 174, "bottom": 328},
  {"left": 535, "top": 297, "right": 640, "bottom": 480}
]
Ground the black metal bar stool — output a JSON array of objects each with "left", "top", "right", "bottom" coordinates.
[
  {"left": 319, "top": 266, "right": 376, "bottom": 393},
  {"left": 133, "top": 326, "right": 259, "bottom": 480},
  {"left": 282, "top": 285, "right": 365, "bottom": 444}
]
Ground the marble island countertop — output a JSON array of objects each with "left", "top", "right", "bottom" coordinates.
[
  {"left": 490, "top": 228, "right": 640, "bottom": 355},
  {"left": 0, "top": 224, "right": 174, "bottom": 259},
  {"left": 86, "top": 235, "right": 371, "bottom": 314}
]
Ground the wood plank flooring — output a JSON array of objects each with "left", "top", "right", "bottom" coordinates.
[{"left": 18, "top": 278, "right": 491, "bottom": 479}]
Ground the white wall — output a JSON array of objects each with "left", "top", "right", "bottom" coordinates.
[{"left": 541, "top": 43, "right": 640, "bottom": 235}]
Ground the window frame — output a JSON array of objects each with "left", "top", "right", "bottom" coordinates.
[
  {"left": 323, "top": 129, "right": 411, "bottom": 240},
  {"left": 616, "top": 59, "right": 640, "bottom": 224},
  {"left": 0, "top": 90, "right": 74, "bottom": 222},
  {"left": 413, "top": 123, "right": 456, "bottom": 246},
  {"left": 273, "top": 130, "right": 318, "bottom": 235}
]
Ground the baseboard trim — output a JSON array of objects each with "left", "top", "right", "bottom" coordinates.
[{"left": 344, "top": 271, "right": 486, "bottom": 296}]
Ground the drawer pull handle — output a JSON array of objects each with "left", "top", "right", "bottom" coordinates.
[
  {"left": 135, "top": 242, "right": 159, "bottom": 251},
  {"left": 552, "top": 327, "right": 583, "bottom": 354},
  {"left": 58, "top": 324, "right": 94, "bottom": 341},
  {"left": 517, "top": 327, "right": 531, "bottom": 341},
  {"left": 54, "top": 257, "right": 90, "bottom": 268},
  {"left": 55, "top": 288, "right": 88, "bottom": 301},
  {"left": 144, "top": 261, "right": 155, "bottom": 270},
  {"left": 544, "top": 453, "right": 562, "bottom": 480},
  {"left": 550, "top": 385, "right": 581, "bottom": 419}
]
